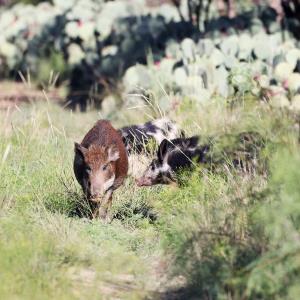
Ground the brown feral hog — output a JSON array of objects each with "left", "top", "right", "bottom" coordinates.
[{"left": 74, "top": 120, "right": 128, "bottom": 220}]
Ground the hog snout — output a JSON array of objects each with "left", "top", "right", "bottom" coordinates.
[
  {"left": 88, "top": 180, "right": 105, "bottom": 200},
  {"left": 90, "top": 195, "right": 103, "bottom": 203},
  {"left": 89, "top": 188, "right": 104, "bottom": 202},
  {"left": 136, "top": 177, "right": 153, "bottom": 187},
  {"left": 90, "top": 188, "right": 103, "bottom": 199},
  {"left": 90, "top": 175, "right": 116, "bottom": 200}
]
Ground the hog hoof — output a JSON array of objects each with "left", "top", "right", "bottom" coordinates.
[{"left": 98, "top": 207, "right": 108, "bottom": 219}]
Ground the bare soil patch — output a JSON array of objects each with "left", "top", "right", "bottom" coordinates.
[{"left": 0, "top": 81, "right": 62, "bottom": 109}]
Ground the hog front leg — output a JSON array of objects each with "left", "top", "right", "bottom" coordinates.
[
  {"left": 92, "top": 203, "right": 100, "bottom": 219},
  {"left": 98, "top": 189, "right": 113, "bottom": 222},
  {"left": 92, "top": 209, "right": 98, "bottom": 219}
]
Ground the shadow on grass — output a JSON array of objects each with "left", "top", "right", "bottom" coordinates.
[
  {"left": 149, "top": 287, "right": 201, "bottom": 300},
  {"left": 44, "top": 173, "right": 157, "bottom": 223},
  {"left": 113, "top": 201, "right": 157, "bottom": 223}
]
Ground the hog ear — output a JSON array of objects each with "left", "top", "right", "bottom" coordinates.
[
  {"left": 108, "top": 146, "right": 120, "bottom": 162},
  {"left": 157, "top": 139, "right": 170, "bottom": 162},
  {"left": 74, "top": 142, "right": 87, "bottom": 158},
  {"left": 183, "top": 136, "right": 199, "bottom": 148}
]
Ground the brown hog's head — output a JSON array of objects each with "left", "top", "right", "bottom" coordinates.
[{"left": 74, "top": 143, "right": 119, "bottom": 201}]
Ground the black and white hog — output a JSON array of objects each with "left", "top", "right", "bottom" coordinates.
[
  {"left": 119, "top": 118, "right": 185, "bottom": 155},
  {"left": 136, "top": 136, "right": 209, "bottom": 186}
]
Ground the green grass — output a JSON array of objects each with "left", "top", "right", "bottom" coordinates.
[
  {"left": 0, "top": 103, "right": 157, "bottom": 299},
  {"left": 0, "top": 95, "right": 299, "bottom": 299}
]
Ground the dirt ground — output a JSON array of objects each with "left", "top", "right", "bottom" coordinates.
[{"left": 0, "top": 81, "right": 62, "bottom": 110}]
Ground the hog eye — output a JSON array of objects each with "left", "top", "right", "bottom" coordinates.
[
  {"left": 151, "top": 162, "right": 158, "bottom": 171},
  {"left": 102, "top": 164, "right": 108, "bottom": 171},
  {"left": 86, "top": 166, "right": 91, "bottom": 174}
]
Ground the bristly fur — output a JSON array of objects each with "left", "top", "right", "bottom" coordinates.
[
  {"left": 137, "top": 131, "right": 266, "bottom": 187},
  {"left": 119, "top": 118, "right": 185, "bottom": 154},
  {"left": 73, "top": 120, "right": 128, "bottom": 219},
  {"left": 136, "top": 135, "right": 207, "bottom": 186},
  {"left": 84, "top": 145, "right": 108, "bottom": 167}
]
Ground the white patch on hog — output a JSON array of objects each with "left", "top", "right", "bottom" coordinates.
[
  {"left": 159, "top": 161, "right": 171, "bottom": 173},
  {"left": 149, "top": 118, "right": 182, "bottom": 144},
  {"left": 103, "top": 174, "right": 116, "bottom": 193}
]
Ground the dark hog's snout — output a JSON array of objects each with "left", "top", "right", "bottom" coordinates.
[
  {"left": 135, "top": 175, "right": 154, "bottom": 187},
  {"left": 135, "top": 161, "right": 160, "bottom": 187},
  {"left": 136, "top": 166, "right": 173, "bottom": 187},
  {"left": 135, "top": 160, "right": 168, "bottom": 187}
]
